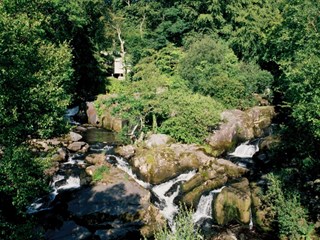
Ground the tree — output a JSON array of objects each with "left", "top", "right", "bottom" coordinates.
[
  {"left": 178, "top": 36, "right": 273, "bottom": 108},
  {"left": 0, "top": 3, "right": 74, "bottom": 144}
]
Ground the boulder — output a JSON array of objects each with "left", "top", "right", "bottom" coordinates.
[
  {"left": 181, "top": 159, "right": 247, "bottom": 207},
  {"left": 206, "top": 106, "right": 275, "bottom": 156},
  {"left": 213, "top": 178, "right": 251, "bottom": 225},
  {"left": 129, "top": 143, "right": 247, "bottom": 187},
  {"left": 145, "top": 134, "right": 174, "bottom": 148},
  {"left": 115, "top": 145, "right": 136, "bottom": 159},
  {"left": 67, "top": 141, "right": 87, "bottom": 152},
  {"left": 129, "top": 144, "right": 203, "bottom": 185},
  {"left": 85, "top": 153, "right": 106, "bottom": 165},
  {"left": 57, "top": 147, "right": 68, "bottom": 161},
  {"left": 69, "top": 132, "right": 83, "bottom": 142},
  {"left": 45, "top": 221, "right": 92, "bottom": 240}
]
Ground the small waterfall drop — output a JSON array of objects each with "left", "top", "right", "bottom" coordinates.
[
  {"left": 193, "top": 186, "right": 225, "bottom": 223},
  {"left": 106, "top": 154, "right": 151, "bottom": 189},
  {"left": 152, "top": 171, "right": 196, "bottom": 226},
  {"left": 229, "top": 140, "right": 259, "bottom": 158},
  {"left": 249, "top": 208, "right": 254, "bottom": 230},
  {"left": 27, "top": 156, "right": 82, "bottom": 214}
]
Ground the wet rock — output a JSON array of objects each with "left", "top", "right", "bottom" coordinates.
[
  {"left": 45, "top": 220, "right": 92, "bottom": 240},
  {"left": 206, "top": 106, "right": 275, "bottom": 156},
  {"left": 145, "top": 134, "right": 175, "bottom": 148},
  {"left": 85, "top": 165, "right": 98, "bottom": 176},
  {"left": 116, "top": 145, "right": 136, "bottom": 159},
  {"left": 85, "top": 153, "right": 105, "bottom": 165},
  {"left": 69, "top": 132, "right": 83, "bottom": 142},
  {"left": 95, "top": 222, "right": 142, "bottom": 240},
  {"left": 213, "top": 178, "right": 251, "bottom": 225},
  {"left": 67, "top": 141, "right": 86, "bottom": 152},
  {"left": 57, "top": 147, "right": 68, "bottom": 161},
  {"left": 130, "top": 144, "right": 201, "bottom": 185},
  {"left": 75, "top": 126, "right": 87, "bottom": 132},
  {"left": 130, "top": 144, "right": 247, "bottom": 186},
  {"left": 139, "top": 205, "right": 166, "bottom": 238}
]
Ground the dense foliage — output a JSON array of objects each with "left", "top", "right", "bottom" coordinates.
[{"left": 1, "top": 0, "right": 320, "bottom": 239}]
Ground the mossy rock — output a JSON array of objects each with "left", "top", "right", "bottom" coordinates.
[
  {"left": 182, "top": 176, "right": 228, "bottom": 207},
  {"left": 213, "top": 178, "right": 251, "bottom": 225}
]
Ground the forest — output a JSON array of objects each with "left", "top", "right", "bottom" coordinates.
[{"left": 0, "top": 0, "right": 319, "bottom": 239}]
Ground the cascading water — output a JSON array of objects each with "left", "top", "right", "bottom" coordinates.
[
  {"left": 27, "top": 156, "right": 82, "bottom": 214},
  {"left": 106, "top": 154, "right": 151, "bottom": 189},
  {"left": 106, "top": 153, "right": 197, "bottom": 228},
  {"left": 193, "top": 186, "right": 225, "bottom": 223},
  {"left": 228, "top": 140, "right": 260, "bottom": 168},
  {"left": 152, "top": 171, "right": 196, "bottom": 226},
  {"left": 229, "top": 140, "right": 259, "bottom": 158}
]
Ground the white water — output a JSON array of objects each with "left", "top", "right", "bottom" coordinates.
[
  {"left": 27, "top": 169, "right": 81, "bottom": 213},
  {"left": 229, "top": 140, "right": 259, "bottom": 158},
  {"left": 108, "top": 155, "right": 151, "bottom": 189},
  {"left": 65, "top": 106, "right": 79, "bottom": 117},
  {"left": 193, "top": 186, "right": 225, "bottom": 223},
  {"left": 152, "top": 171, "right": 196, "bottom": 226},
  {"left": 249, "top": 208, "right": 254, "bottom": 230}
]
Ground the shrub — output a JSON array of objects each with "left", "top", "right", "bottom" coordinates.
[
  {"left": 92, "top": 165, "right": 110, "bottom": 182},
  {"left": 153, "top": 205, "right": 202, "bottom": 240}
]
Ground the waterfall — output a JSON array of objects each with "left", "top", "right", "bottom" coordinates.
[
  {"left": 107, "top": 154, "right": 151, "bottom": 189},
  {"left": 27, "top": 155, "right": 82, "bottom": 214},
  {"left": 229, "top": 140, "right": 259, "bottom": 158},
  {"left": 249, "top": 208, "right": 254, "bottom": 230},
  {"left": 193, "top": 186, "right": 225, "bottom": 223},
  {"left": 65, "top": 106, "right": 79, "bottom": 117},
  {"left": 152, "top": 171, "right": 196, "bottom": 227}
]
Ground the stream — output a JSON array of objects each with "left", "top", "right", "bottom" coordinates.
[{"left": 29, "top": 126, "right": 265, "bottom": 239}]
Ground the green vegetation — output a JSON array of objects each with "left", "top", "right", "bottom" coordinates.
[
  {"left": 0, "top": 0, "right": 320, "bottom": 239},
  {"left": 153, "top": 205, "right": 202, "bottom": 240},
  {"left": 92, "top": 165, "right": 110, "bottom": 182},
  {"left": 262, "top": 173, "right": 314, "bottom": 240}
]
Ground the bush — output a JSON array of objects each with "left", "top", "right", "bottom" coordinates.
[
  {"left": 153, "top": 205, "right": 202, "bottom": 240},
  {"left": 92, "top": 165, "right": 110, "bottom": 182},
  {"left": 263, "top": 173, "right": 314, "bottom": 240}
]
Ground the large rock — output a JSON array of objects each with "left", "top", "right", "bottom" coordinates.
[
  {"left": 68, "top": 166, "right": 165, "bottom": 237},
  {"left": 181, "top": 159, "right": 247, "bottom": 207},
  {"left": 115, "top": 145, "right": 136, "bottom": 159},
  {"left": 45, "top": 221, "right": 92, "bottom": 240},
  {"left": 213, "top": 178, "right": 251, "bottom": 225},
  {"left": 126, "top": 143, "right": 247, "bottom": 187},
  {"left": 67, "top": 141, "right": 88, "bottom": 152},
  {"left": 145, "top": 134, "right": 175, "bottom": 148},
  {"left": 129, "top": 144, "right": 206, "bottom": 185},
  {"left": 206, "top": 106, "right": 275, "bottom": 156},
  {"left": 85, "top": 153, "right": 106, "bottom": 165},
  {"left": 69, "top": 132, "right": 82, "bottom": 142}
]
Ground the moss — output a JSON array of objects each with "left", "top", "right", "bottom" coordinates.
[{"left": 223, "top": 203, "right": 240, "bottom": 224}]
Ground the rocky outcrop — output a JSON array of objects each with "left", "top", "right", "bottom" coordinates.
[
  {"left": 181, "top": 159, "right": 247, "bottom": 207},
  {"left": 68, "top": 165, "right": 165, "bottom": 238},
  {"left": 45, "top": 221, "right": 92, "bottom": 240},
  {"left": 213, "top": 178, "right": 251, "bottom": 225},
  {"left": 206, "top": 106, "right": 275, "bottom": 156},
  {"left": 126, "top": 144, "right": 206, "bottom": 185},
  {"left": 145, "top": 134, "right": 175, "bottom": 148}
]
